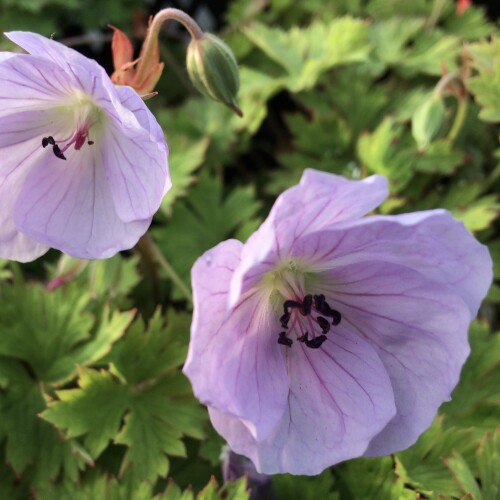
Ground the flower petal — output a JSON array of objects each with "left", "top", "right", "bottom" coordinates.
[
  {"left": 13, "top": 144, "right": 150, "bottom": 259},
  {"left": 115, "top": 86, "right": 168, "bottom": 146},
  {"left": 100, "top": 86, "right": 170, "bottom": 222},
  {"left": 318, "top": 261, "right": 471, "bottom": 455},
  {"left": 4, "top": 32, "right": 151, "bottom": 136},
  {"left": 0, "top": 54, "right": 77, "bottom": 117},
  {"left": 228, "top": 172, "right": 388, "bottom": 307},
  {"left": 291, "top": 210, "right": 492, "bottom": 317},
  {"left": 0, "top": 137, "right": 49, "bottom": 261},
  {"left": 0, "top": 108, "right": 70, "bottom": 148},
  {"left": 5, "top": 31, "right": 106, "bottom": 80},
  {"left": 270, "top": 170, "right": 388, "bottom": 236},
  {"left": 209, "top": 328, "right": 396, "bottom": 475},
  {"left": 184, "top": 241, "right": 289, "bottom": 441}
]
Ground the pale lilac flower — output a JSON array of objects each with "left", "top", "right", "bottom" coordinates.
[
  {"left": 0, "top": 32, "right": 170, "bottom": 261},
  {"left": 184, "top": 170, "right": 492, "bottom": 475}
]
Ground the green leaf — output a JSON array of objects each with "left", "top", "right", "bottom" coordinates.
[
  {"left": 467, "top": 38, "right": 500, "bottom": 122},
  {"left": 243, "top": 18, "right": 370, "bottom": 91},
  {"left": 0, "top": 281, "right": 133, "bottom": 384},
  {"left": 336, "top": 456, "right": 414, "bottom": 499},
  {"left": 413, "top": 139, "right": 464, "bottom": 174},
  {"left": 443, "top": 451, "right": 483, "bottom": 500},
  {"left": 238, "top": 66, "right": 284, "bottom": 134},
  {"left": 468, "top": 37, "right": 500, "bottom": 72},
  {"left": 271, "top": 91, "right": 353, "bottom": 193},
  {"left": 366, "top": 0, "right": 430, "bottom": 19},
  {"left": 468, "top": 63, "right": 500, "bottom": 123},
  {"left": 444, "top": 5, "right": 495, "bottom": 40},
  {"left": 399, "top": 31, "right": 460, "bottom": 77},
  {"left": 370, "top": 17, "right": 425, "bottom": 66},
  {"left": 441, "top": 322, "right": 500, "bottom": 434},
  {"left": 154, "top": 172, "right": 260, "bottom": 289},
  {"left": 108, "top": 308, "right": 189, "bottom": 385},
  {"left": 491, "top": 240, "right": 500, "bottom": 279},
  {"left": 42, "top": 311, "right": 205, "bottom": 482},
  {"left": 161, "top": 136, "right": 210, "bottom": 215},
  {"left": 476, "top": 428, "right": 500, "bottom": 500},
  {"left": 327, "top": 66, "right": 389, "bottom": 140},
  {"left": 273, "top": 469, "right": 338, "bottom": 500},
  {"left": 452, "top": 194, "right": 500, "bottom": 232},
  {"left": 396, "top": 417, "right": 477, "bottom": 497},
  {"left": 0, "top": 358, "right": 88, "bottom": 486},
  {"left": 48, "top": 306, "right": 134, "bottom": 384},
  {"left": 357, "top": 117, "right": 414, "bottom": 190},
  {"left": 486, "top": 283, "right": 500, "bottom": 303},
  {"left": 36, "top": 468, "right": 158, "bottom": 500},
  {"left": 198, "top": 425, "right": 226, "bottom": 468},
  {"left": 42, "top": 368, "right": 130, "bottom": 457},
  {"left": 162, "top": 481, "right": 195, "bottom": 500},
  {"left": 157, "top": 98, "right": 242, "bottom": 171},
  {"left": 197, "top": 477, "right": 249, "bottom": 500},
  {"left": 0, "top": 459, "right": 26, "bottom": 500}
]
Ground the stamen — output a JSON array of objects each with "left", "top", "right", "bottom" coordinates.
[
  {"left": 52, "top": 145, "right": 66, "bottom": 160},
  {"left": 283, "top": 300, "right": 302, "bottom": 314},
  {"left": 297, "top": 332, "right": 309, "bottom": 343},
  {"left": 305, "top": 335, "right": 327, "bottom": 349},
  {"left": 278, "top": 293, "right": 341, "bottom": 350},
  {"left": 313, "top": 294, "right": 325, "bottom": 311},
  {"left": 280, "top": 312, "right": 291, "bottom": 328},
  {"left": 297, "top": 332, "right": 327, "bottom": 348},
  {"left": 277, "top": 332, "right": 293, "bottom": 347},
  {"left": 42, "top": 136, "right": 55, "bottom": 148},
  {"left": 301, "top": 294, "right": 312, "bottom": 315},
  {"left": 314, "top": 294, "right": 341, "bottom": 325},
  {"left": 316, "top": 316, "right": 330, "bottom": 334}
]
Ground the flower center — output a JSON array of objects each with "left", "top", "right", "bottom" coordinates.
[
  {"left": 277, "top": 294, "right": 341, "bottom": 349},
  {"left": 41, "top": 94, "right": 103, "bottom": 161}
]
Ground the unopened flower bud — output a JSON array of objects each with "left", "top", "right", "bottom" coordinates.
[
  {"left": 186, "top": 34, "right": 242, "bottom": 116},
  {"left": 412, "top": 93, "right": 446, "bottom": 151}
]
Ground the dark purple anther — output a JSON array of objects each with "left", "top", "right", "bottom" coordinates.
[
  {"left": 330, "top": 310, "right": 341, "bottom": 325},
  {"left": 314, "top": 294, "right": 325, "bottom": 311},
  {"left": 297, "top": 332, "right": 309, "bottom": 343},
  {"left": 316, "top": 316, "right": 330, "bottom": 334},
  {"left": 305, "top": 335, "right": 327, "bottom": 349},
  {"left": 283, "top": 300, "right": 302, "bottom": 314},
  {"left": 52, "top": 144, "right": 66, "bottom": 160},
  {"left": 280, "top": 312, "right": 291, "bottom": 328},
  {"left": 314, "top": 294, "right": 341, "bottom": 325},
  {"left": 321, "top": 303, "right": 341, "bottom": 325},
  {"left": 301, "top": 294, "right": 313, "bottom": 315},
  {"left": 278, "top": 332, "right": 293, "bottom": 347},
  {"left": 42, "top": 136, "right": 55, "bottom": 148},
  {"left": 88, "top": 140, "right": 94, "bottom": 145}
]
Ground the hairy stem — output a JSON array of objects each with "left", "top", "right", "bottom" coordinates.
[
  {"left": 134, "top": 8, "right": 204, "bottom": 85},
  {"left": 140, "top": 234, "right": 193, "bottom": 305}
]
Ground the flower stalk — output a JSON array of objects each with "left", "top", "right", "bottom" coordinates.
[
  {"left": 139, "top": 234, "right": 193, "bottom": 306},
  {"left": 111, "top": 8, "right": 242, "bottom": 115},
  {"left": 133, "top": 8, "right": 204, "bottom": 88},
  {"left": 433, "top": 71, "right": 469, "bottom": 143}
]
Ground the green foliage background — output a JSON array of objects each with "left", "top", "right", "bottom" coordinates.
[{"left": 0, "top": 0, "right": 499, "bottom": 498}]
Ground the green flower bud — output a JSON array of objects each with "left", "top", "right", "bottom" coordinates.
[
  {"left": 412, "top": 93, "right": 446, "bottom": 151},
  {"left": 186, "top": 34, "right": 242, "bottom": 116}
]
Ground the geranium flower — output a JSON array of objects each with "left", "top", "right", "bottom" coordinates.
[
  {"left": 183, "top": 170, "right": 492, "bottom": 475},
  {"left": 0, "top": 31, "right": 170, "bottom": 261}
]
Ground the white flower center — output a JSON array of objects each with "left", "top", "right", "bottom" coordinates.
[
  {"left": 42, "top": 92, "right": 105, "bottom": 160},
  {"left": 259, "top": 259, "right": 342, "bottom": 350}
]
